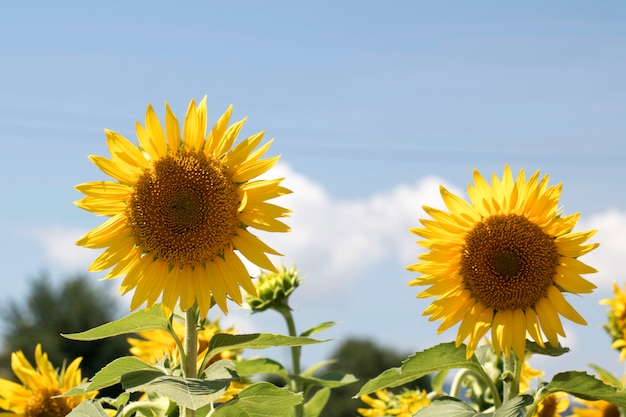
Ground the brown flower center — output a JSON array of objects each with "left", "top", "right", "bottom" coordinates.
[
  {"left": 25, "top": 387, "right": 71, "bottom": 417},
  {"left": 603, "top": 404, "right": 620, "bottom": 417},
  {"left": 127, "top": 151, "right": 240, "bottom": 266},
  {"left": 537, "top": 394, "right": 559, "bottom": 417},
  {"left": 460, "top": 214, "right": 558, "bottom": 311}
]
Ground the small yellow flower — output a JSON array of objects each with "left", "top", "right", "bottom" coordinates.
[
  {"left": 572, "top": 399, "right": 621, "bottom": 417},
  {"left": 408, "top": 165, "right": 598, "bottom": 359},
  {"left": 533, "top": 393, "right": 570, "bottom": 417},
  {"left": 600, "top": 281, "right": 626, "bottom": 362},
  {"left": 0, "top": 344, "right": 96, "bottom": 417},
  {"left": 358, "top": 389, "right": 430, "bottom": 417},
  {"left": 127, "top": 317, "right": 240, "bottom": 367}
]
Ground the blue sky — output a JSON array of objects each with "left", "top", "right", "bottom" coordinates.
[{"left": 1, "top": 1, "right": 625, "bottom": 382}]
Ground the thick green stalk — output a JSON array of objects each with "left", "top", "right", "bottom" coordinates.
[
  {"left": 182, "top": 306, "right": 199, "bottom": 417},
  {"left": 277, "top": 303, "right": 303, "bottom": 417},
  {"left": 502, "top": 352, "right": 520, "bottom": 403}
]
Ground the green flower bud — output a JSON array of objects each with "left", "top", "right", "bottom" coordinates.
[{"left": 246, "top": 265, "right": 302, "bottom": 313}]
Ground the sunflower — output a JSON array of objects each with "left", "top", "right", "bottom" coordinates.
[
  {"left": 533, "top": 393, "right": 570, "bottom": 417},
  {"left": 571, "top": 399, "right": 621, "bottom": 417},
  {"left": 519, "top": 357, "right": 544, "bottom": 394},
  {"left": 600, "top": 282, "right": 626, "bottom": 362},
  {"left": 408, "top": 165, "right": 598, "bottom": 359},
  {"left": 75, "top": 97, "right": 291, "bottom": 316},
  {"left": 0, "top": 344, "right": 96, "bottom": 417},
  {"left": 357, "top": 389, "right": 430, "bottom": 417}
]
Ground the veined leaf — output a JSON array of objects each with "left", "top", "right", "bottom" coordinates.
[
  {"left": 123, "top": 373, "right": 232, "bottom": 410},
  {"left": 206, "top": 333, "right": 326, "bottom": 359},
  {"left": 59, "top": 357, "right": 161, "bottom": 396},
  {"left": 304, "top": 387, "right": 331, "bottom": 417},
  {"left": 298, "top": 371, "right": 358, "bottom": 389},
  {"left": 300, "top": 321, "right": 337, "bottom": 337},
  {"left": 234, "top": 358, "right": 288, "bottom": 379},
  {"left": 62, "top": 304, "right": 169, "bottom": 341},
  {"left": 212, "top": 382, "right": 303, "bottom": 417},
  {"left": 66, "top": 400, "right": 110, "bottom": 417},
  {"left": 542, "top": 371, "right": 626, "bottom": 406},
  {"left": 357, "top": 342, "right": 483, "bottom": 397}
]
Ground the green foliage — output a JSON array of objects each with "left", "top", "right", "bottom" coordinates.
[
  {"left": 66, "top": 400, "right": 110, "bottom": 417},
  {"left": 414, "top": 395, "right": 533, "bottom": 417},
  {"left": 211, "top": 382, "right": 304, "bottom": 417},
  {"left": 540, "top": 371, "right": 626, "bottom": 405},
  {"left": 319, "top": 338, "right": 431, "bottom": 417},
  {"left": 62, "top": 303, "right": 170, "bottom": 341},
  {"left": 357, "top": 342, "right": 480, "bottom": 397}
]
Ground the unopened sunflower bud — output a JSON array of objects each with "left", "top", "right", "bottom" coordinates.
[{"left": 246, "top": 265, "right": 302, "bottom": 313}]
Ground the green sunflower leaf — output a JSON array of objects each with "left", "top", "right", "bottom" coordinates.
[
  {"left": 234, "top": 358, "right": 288, "bottom": 379},
  {"left": 212, "top": 382, "right": 303, "bottom": 417},
  {"left": 304, "top": 387, "right": 331, "bottom": 417},
  {"left": 61, "top": 304, "right": 169, "bottom": 340},
  {"left": 59, "top": 357, "right": 161, "bottom": 396},
  {"left": 542, "top": 371, "right": 626, "bottom": 405},
  {"left": 300, "top": 321, "right": 337, "bottom": 337},
  {"left": 413, "top": 397, "right": 480, "bottom": 416},
  {"left": 122, "top": 373, "right": 232, "bottom": 410},
  {"left": 588, "top": 364, "right": 623, "bottom": 388},
  {"left": 493, "top": 395, "right": 534, "bottom": 417},
  {"left": 356, "top": 342, "right": 483, "bottom": 397},
  {"left": 297, "top": 371, "right": 358, "bottom": 389},
  {"left": 206, "top": 333, "right": 326, "bottom": 360},
  {"left": 525, "top": 341, "right": 570, "bottom": 357},
  {"left": 65, "top": 400, "right": 110, "bottom": 417},
  {"left": 414, "top": 395, "right": 532, "bottom": 417}
]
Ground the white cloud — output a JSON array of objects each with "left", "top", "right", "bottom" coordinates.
[
  {"left": 24, "top": 225, "right": 93, "bottom": 272},
  {"left": 578, "top": 209, "right": 626, "bottom": 291},
  {"left": 258, "top": 163, "right": 460, "bottom": 299}
]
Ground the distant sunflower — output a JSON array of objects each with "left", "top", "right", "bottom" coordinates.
[
  {"left": 408, "top": 165, "right": 598, "bottom": 359},
  {"left": 76, "top": 97, "right": 291, "bottom": 316},
  {"left": 357, "top": 389, "right": 430, "bottom": 417},
  {"left": 600, "top": 282, "right": 626, "bottom": 362},
  {"left": 572, "top": 399, "right": 621, "bottom": 417},
  {"left": 0, "top": 344, "right": 96, "bottom": 417},
  {"left": 533, "top": 393, "right": 570, "bottom": 417},
  {"left": 127, "top": 317, "right": 240, "bottom": 366}
]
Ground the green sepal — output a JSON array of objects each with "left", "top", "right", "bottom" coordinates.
[
  {"left": 356, "top": 342, "right": 484, "bottom": 397},
  {"left": 304, "top": 387, "right": 331, "bottom": 417},
  {"left": 540, "top": 371, "right": 626, "bottom": 406},
  {"left": 212, "top": 382, "right": 303, "bottom": 417},
  {"left": 59, "top": 357, "right": 161, "bottom": 396},
  {"left": 206, "top": 333, "right": 326, "bottom": 360},
  {"left": 62, "top": 304, "right": 169, "bottom": 341}
]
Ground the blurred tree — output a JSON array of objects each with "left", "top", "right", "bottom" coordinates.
[
  {"left": 0, "top": 273, "right": 131, "bottom": 383},
  {"left": 319, "top": 338, "right": 431, "bottom": 417}
]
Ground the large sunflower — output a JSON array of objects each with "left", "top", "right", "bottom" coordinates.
[
  {"left": 76, "top": 97, "right": 291, "bottom": 316},
  {"left": 0, "top": 344, "right": 96, "bottom": 417},
  {"left": 408, "top": 165, "right": 598, "bottom": 359}
]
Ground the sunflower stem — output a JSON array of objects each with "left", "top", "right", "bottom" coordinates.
[
  {"left": 182, "top": 305, "right": 199, "bottom": 417},
  {"left": 277, "top": 302, "right": 304, "bottom": 417},
  {"left": 502, "top": 352, "right": 519, "bottom": 403}
]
